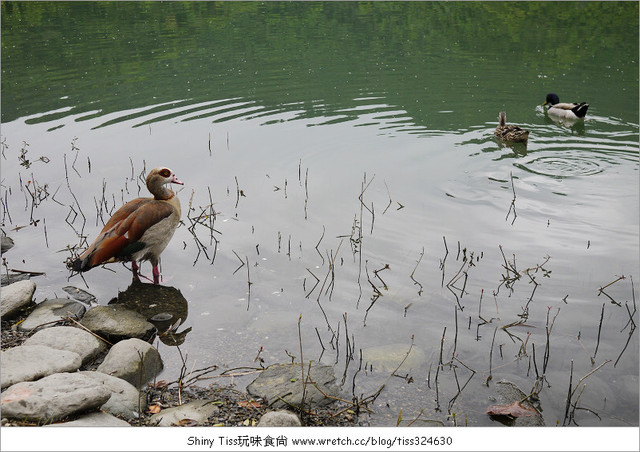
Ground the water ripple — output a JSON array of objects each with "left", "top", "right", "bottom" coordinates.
[{"left": 513, "top": 152, "right": 606, "bottom": 178}]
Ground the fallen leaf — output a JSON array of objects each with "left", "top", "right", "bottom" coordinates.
[
  {"left": 238, "top": 400, "right": 262, "bottom": 408},
  {"left": 176, "top": 418, "right": 198, "bottom": 427},
  {"left": 147, "top": 405, "right": 162, "bottom": 414},
  {"left": 485, "top": 401, "right": 536, "bottom": 418}
]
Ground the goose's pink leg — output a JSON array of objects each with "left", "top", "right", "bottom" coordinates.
[
  {"left": 131, "top": 261, "right": 141, "bottom": 281},
  {"left": 152, "top": 265, "right": 160, "bottom": 284}
]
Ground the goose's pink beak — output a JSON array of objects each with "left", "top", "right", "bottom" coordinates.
[{"left": 171, "top": 174, "right": 184, "bottom": 185}]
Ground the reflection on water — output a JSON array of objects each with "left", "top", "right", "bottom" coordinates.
[
  {"left": 1, "top": 2, "right": 638, "bottom": 427},
  {"left": 108, "top": 280, "right": 191, "bottom": 346}
]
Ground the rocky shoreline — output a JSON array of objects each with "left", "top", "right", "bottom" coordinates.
[{"left": 0, "top": 273, "right": 357, "bottom": 428}]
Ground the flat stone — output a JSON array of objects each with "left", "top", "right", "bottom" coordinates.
[
  {"left": 24, "top": 326, "right": 108, "bottom": 365},
  {"left": 1, "top": 279, "right": 36, "bottom": 318},
  {"left": 1, "top": 234, "right": 14, "bottom": 253},
  {"left": 362, "top": 343, "right": 426, "bottom": 372},
  {"left": 258, "top": 410, "right": 302, "bottom": 427},
  {"left": 246, "top": 362, "right": 342, "bottom": 410},
  {"left": 18, "top": 298, "right": 86, "bottom": 332},
  {"left": 1, "top": 345, "right": 82, "bottom": 389},
  {"left": 488, "top": 380, "right": 545, "bottom": 427},
  {"left": 50, "top": 411, "right": 131, "bottom": 427},
  {"left": 80, "top": 305, "right": 156, "bottom": 343},
  {"left": 1, "top": 272, "right": 31, "bottom": 286},
  {"left": 0, "top": 372, "right": 111, "bottom": 423},
  {"left": 79, "top": 371, "right": 144, "bottom": 420},
  {"left": 149, "top": 400, "right": 220, "bottom": 426},
  {"left": 97, "top": 338, "right": 163, "bottom": 388}
]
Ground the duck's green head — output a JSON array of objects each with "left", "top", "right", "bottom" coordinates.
[{"left": 543, "top": 93, "right": 560, "bottom": 106}]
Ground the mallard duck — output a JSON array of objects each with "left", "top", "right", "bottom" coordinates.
[
  {"left": 543, "top": 93, "right": 589, "bottom": 120},
  {"left": 494, "top": 111, "right": 529, "bottom": 143}
]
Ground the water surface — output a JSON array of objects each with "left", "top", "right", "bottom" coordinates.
[{"left": 1, "top": 1, "right": 638, "bottom": 427}]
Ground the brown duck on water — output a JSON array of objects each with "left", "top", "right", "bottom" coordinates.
[{"left": 494, "top": 111, "right": 529, "bottom": 143}]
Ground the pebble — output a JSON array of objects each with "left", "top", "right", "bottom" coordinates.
[
  {"left": 24, "top": 326, "right": 108, "bottom": 365},
  {"left": 0, "top": 280, "right": 36, "bottom": 318},
  {"left": 149, "top": 400, "right": 220, "bottom": 426},
  {"left": 80, "top": 304, "right": 156, "bottom": 343},
  {"left": 1, "top": 345, "right": 82, "bottom": 389},
  {"left": 18, "top": 298, "right": 86, "bottom": 332},
  {"left": 258, "top": 410, "right": 302, "bottom": 427},
  {"left": 247, "top": 362, "right": 342, "bottom": 410},
  {"left": 0, "top": 372, "right": 111, "bottom": 423},
  {"left": 97, "top": 338, "right": 163, "bottom": 388}
]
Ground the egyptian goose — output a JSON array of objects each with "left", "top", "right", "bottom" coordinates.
[
  {"left": 543, "top": 93, "right": 589, "bottom": 120},
  {"left": 70, "top": 167, "right": 183, "bottom": 284},
  {"left": 494, "top": 111, "right": 529, "bottom": 143}
]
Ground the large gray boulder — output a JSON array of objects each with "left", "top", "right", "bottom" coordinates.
[
  {"left": 18, "top": 298, "right": 86, "bottom": 332},
  {"left": 24, "top": 326, "right": 108, "bottom": 365},
  {"left": 1, "top": 279, "right": 36, "bottom": 318},
  {"left": 0, "top": 372, "right": 111, "bottom": 423},
  {"left": 80, "top": 305, "right": 156, "bottom": 343},
  {"left": 79, "top": 371, "right": 145, "bottom": 420},
  {"left": 1, "top": 345, "right": 82, "bottom": 389},
  {"left": 97, "top": 338, "right": 163, "bottom": 388}
]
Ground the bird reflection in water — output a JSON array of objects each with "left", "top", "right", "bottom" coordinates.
[{"left": 109, "top": 279, "right": 192, "bottom": 346}]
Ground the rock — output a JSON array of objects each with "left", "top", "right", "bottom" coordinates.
[
  {"left": 24, "top": 326, "right": 108, "bottom": 365},
  {"left": 18, "top": 298, "right": 86, "bottom": 332},
  {"left": 487, "top": 380, "right": 545, "bottom": 427},
  {"left": 1, "top": 234, "right": 14, "bottom": 253},
  {"left": 62, "top": 286, "right": 97, "bottom": 306},
  {"left": 0, "top": 372, "right": 111, "bottom": 423},
  {"left": 97, "top": 338, "right": 163, "bottom": 388},
  {"left": 258, "top": 410, "right": 302, "bottom": 427},
  {"left": 1, "top": 280, "right": 36, "bottom": 318},
  {"left": 80, "top": 305, "right": 156, "bottom": 343},
  {"left": 1, "top": 272, "right": 31, "bottom": 286},
  {"left": 247, "top": 362, "right": 342, "bottom": 410},
  {"left": 0, "top": 345, "right": 82, "bottom": 389},
  {"left": 149, "top": 400, "right": 220, "bottom": 426},
  {"left": 50, "top": 411, "right": 131, "bottom": 427},
  {"left": 79, "top": 371, "right": 144, "bottom": 420},
  {"left": 362, "top": 343, "right": 426, "bottom": 373}
]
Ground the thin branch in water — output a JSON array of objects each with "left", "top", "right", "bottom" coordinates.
[
  {"left": 382, "top": 180, "right": 393, "bottom": 214},
  {"left": 440, "top": 236, "right": 449, "bottom": 287},
  {"left": 591, "top": 303, "right": 605, "bottom": 364},
  {"left": 410, "top": 247, "right": 425, "bottom": 296},
  {"left": 485, "top": 326, "right": 497, "bottom": 385},
  {"left": 505, "top": 171, "right": 517, "bottom": 225}
]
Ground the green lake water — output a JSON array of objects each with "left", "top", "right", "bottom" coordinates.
[{"left": 1, "top": 1, "right": 638, "bottom": 427}]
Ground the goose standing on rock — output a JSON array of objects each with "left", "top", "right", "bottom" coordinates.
[
  {"left": 543, "top": 93, "right": 589, "bottom": 120},
  {"left": 70, "top": 167, "right": 183, "bottom": 284},
  {"left": 494, "top": 111, "right": 529, "bottom": 143}
]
